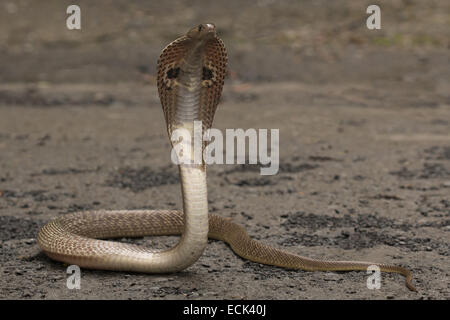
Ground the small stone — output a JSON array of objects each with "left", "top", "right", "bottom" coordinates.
[
  {"left": 153, "top": 277, "right": 168, "bottom": 282},
  {"left": 324, "top": 273, "right": 341, "bottom": 281}
]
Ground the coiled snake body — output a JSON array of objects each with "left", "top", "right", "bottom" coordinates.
[{"left": 38, "top": 24, "right": 416, "bottom": 291}]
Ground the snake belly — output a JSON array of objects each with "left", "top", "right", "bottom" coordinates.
[{"left": 37, "top": 24, "right": 416, "bottom": 291}]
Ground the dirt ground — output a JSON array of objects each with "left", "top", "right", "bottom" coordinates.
[{"left": 0, "top": 0, "right": 449, "bottom": 300}]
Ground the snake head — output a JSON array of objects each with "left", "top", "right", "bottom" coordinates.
[
  {"left": 157, "top": 23, "right": 227, "bottom": 158},
  {"left": 186, "top": 23, "right": 216, "bottom": 41}
]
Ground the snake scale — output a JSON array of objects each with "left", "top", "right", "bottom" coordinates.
[{"left": 37, "top": 24, "right": 416, "bottom": 292}]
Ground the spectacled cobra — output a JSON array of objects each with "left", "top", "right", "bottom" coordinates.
[{"left": 37, "top": 23, "right": 416, "bottom": 292}]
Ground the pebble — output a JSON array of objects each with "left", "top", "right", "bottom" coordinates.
[
  {"left": 324, "top": 273, "right": 341, "bottom": 281},
  {"left": 153, "top": 277, "right": 169, "bottom": 282}
]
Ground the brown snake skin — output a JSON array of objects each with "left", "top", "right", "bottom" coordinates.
[{"left": 37, "top": 24, "right": 416, "bottom": 292}]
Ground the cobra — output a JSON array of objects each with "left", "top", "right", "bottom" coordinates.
[{"left": 37, "top": 23, "right": 416, "bottom": 291}]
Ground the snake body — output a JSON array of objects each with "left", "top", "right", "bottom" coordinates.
[{"left": 37, "top": 24, "right": 416, "bottom": 291}]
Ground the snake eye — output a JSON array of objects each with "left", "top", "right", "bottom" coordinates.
[{"left": 198, "top": 25, "right": 203, "bottom": 32}]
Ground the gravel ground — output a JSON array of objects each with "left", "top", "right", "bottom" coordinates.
[{"left": 0, "top": 0, "right": 449, "bottom": 300}]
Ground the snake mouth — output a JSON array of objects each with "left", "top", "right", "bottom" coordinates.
[
  {"left": 187, "top": 23, "right": 216, "bottom": 40},
  {"left": 200, "top": 23, "right": 215, "bottom": 32}
]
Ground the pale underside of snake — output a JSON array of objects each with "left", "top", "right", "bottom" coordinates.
[{"left": 37, "top": 24, "right": 416, "bottom": 292}]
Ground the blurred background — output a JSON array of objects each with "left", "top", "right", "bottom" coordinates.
[{"left": 0, "top": 0, "right": 448, "bottom": 92}]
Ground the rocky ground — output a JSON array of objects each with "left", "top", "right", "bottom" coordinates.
[{"left": 0, "top": 0, "right": 449, "bottom": 299}]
